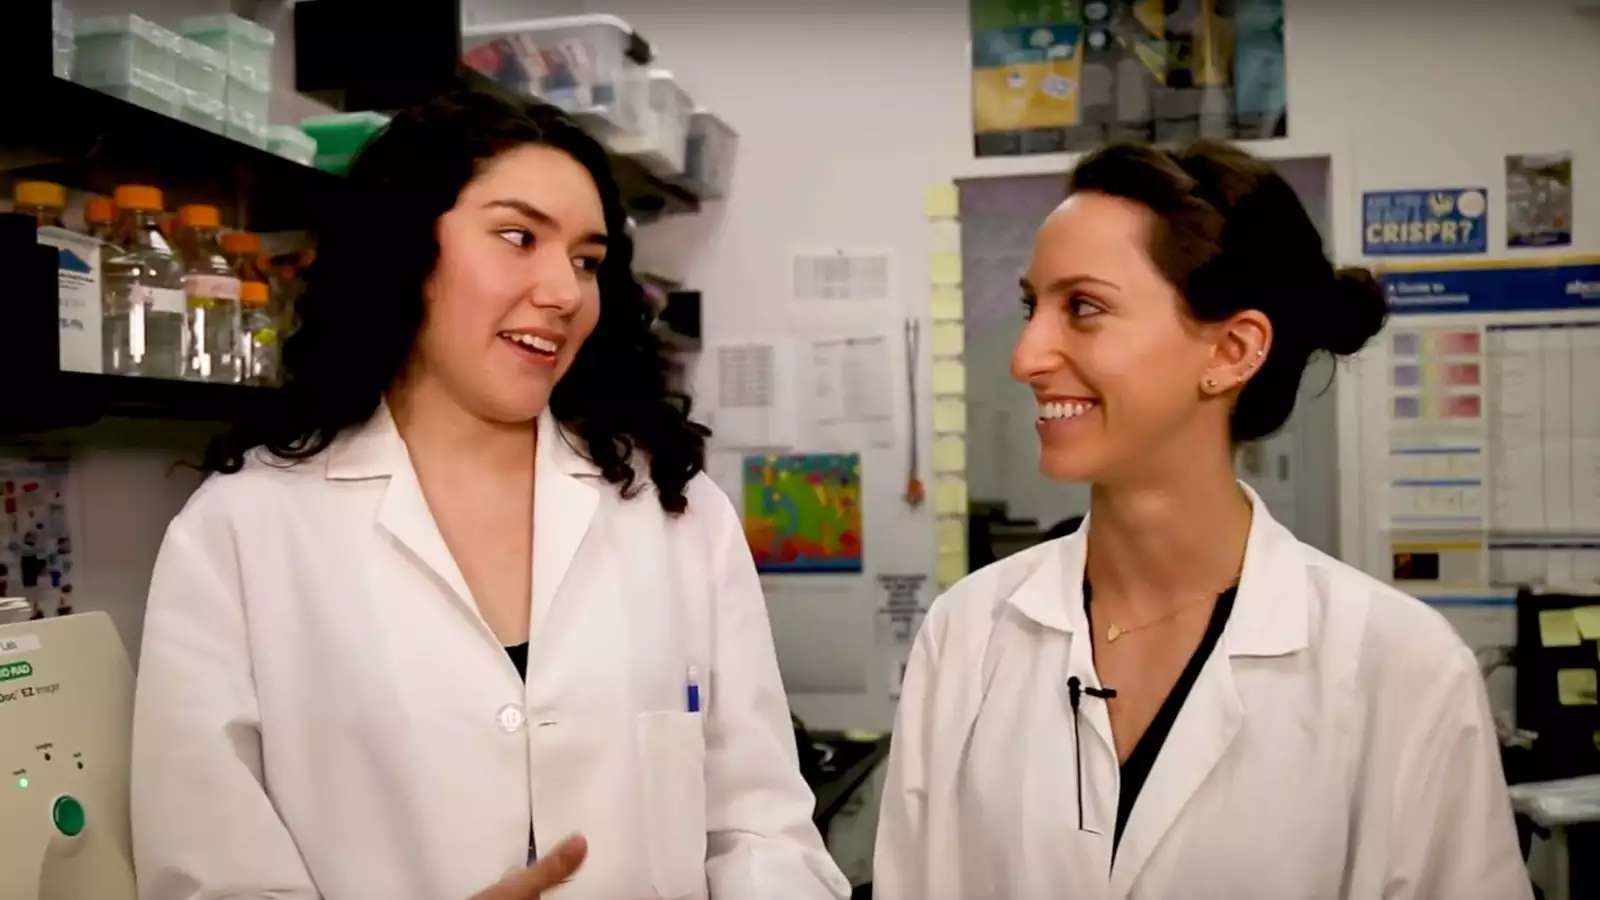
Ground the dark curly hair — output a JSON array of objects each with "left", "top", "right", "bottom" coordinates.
[
  {"left": 205, "top": 89, "right": 709, "bottom": 513},
  {"left": 1067, "top": 140, "right": 1388, "bottom": 442}
]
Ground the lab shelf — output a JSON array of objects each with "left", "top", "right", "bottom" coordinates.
[
  {"left": 0, "top": 0, "right": 344, "bottom": 233},
  {"left": 0, "top": 214, "right": 277, "bottom": 437},
  {"left": 0, "top": 1, "right": 704, "bottom": 437},
  {"left": 1, "top": 75, "right": 343, "bottom": 234},
  {"left": 455, "top": 70, "right": 701, "bottom": 222},
  {"left": 292, "top": 0, "right": 700, "bottom": 219}
]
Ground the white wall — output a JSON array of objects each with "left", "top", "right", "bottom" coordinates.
[
  {"left": 467, "top": 0, "right": 1600, "bottom": 730},
  {"left": 3, "top": 425, "right": 207, "bottom": 663}
]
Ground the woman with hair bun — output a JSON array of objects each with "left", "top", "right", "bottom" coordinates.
[{"left": 875, "top": 141, "right": 1529, "bottom": 899}]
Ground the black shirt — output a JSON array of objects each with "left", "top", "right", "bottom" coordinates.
[
  {"left": 506, "top": 642, "right": 530, "bottom": 681},
  {"left": 505, "top": 642, "right": 534, "bottom": 857},
  {"left": 1084, "top": 581, "right": 1237, "bottom": 853}
]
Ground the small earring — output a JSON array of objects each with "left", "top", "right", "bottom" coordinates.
[{"left": 1203, "top": 376, "right": 1218, "bottom": 391}]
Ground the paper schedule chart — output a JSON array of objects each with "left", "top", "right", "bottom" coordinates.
[
  {"left": 1376, "top": 257, "right": 1600, "bottom": 591},
  {"left": 1487, "top": 321, "right": 1600, "bottom": 534}
]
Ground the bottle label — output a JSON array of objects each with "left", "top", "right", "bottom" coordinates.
[
  {"left": 184, "top": 274, "right": 242, "bottom": 301},
  {"left": 132, "top": 286, "right": 186, "bottom": 315}
]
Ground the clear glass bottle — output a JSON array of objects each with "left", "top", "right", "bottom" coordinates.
[
  {"left": 221, "top": 231, "right": 266, "bottom": 283},
  {"left": 176, "top": 205, "right": 243, "bottom": 383},
  {"left": 12, "top": 181, "right": 66, "bottom": 228},
  {"left": 240, "top": 281, "right": 279, "bottom": 386},
  {"left": 83, "top": 196, "right": 118, "bottom": 244},
  {"left": 102, "top": 186, "right": 185, "bottom": 379}
]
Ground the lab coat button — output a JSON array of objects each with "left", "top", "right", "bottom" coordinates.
[{"left": 496, "top": 703, "right": 526, "bottom": 733}]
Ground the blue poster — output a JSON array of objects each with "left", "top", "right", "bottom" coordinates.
[
  {"left": 1363, "top": 188, "right": 1488, "bottom": 256},
  {"left": 1379, "top": 258, "right": 1600, "bottom": 315}
]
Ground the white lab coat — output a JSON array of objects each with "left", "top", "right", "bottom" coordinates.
[
  {"left": 875, "top": 488, "right": 1531, "bottom": 900},
  {"left": 131, "top": 406, "right": 848, "bottom": 900}
]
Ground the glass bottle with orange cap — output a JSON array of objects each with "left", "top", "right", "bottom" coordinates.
[
  {"left": 240, "top": 280, "right": 279, "bottom": 385},
  {"left": 12, "top": 181, "right": 67, "bottom": 229},
  {"left": 83, "top": 196, "right": 119, "bottom": 245},
  {"left": 220, "top": 230, "right": 268, "bottom": 284},
  {"left": 103, "top": 185, "right": 185, "bottom": 378},
  {"left": 176, "top": 204, "right": 243, "bottom": 383}
]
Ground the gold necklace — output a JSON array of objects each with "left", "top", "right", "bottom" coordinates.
[{"left": 1101, "top": 571, "right": 1242, "bottom": 644}]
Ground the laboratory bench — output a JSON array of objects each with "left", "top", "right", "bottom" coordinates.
[{"left": 800, "top": 728, "right": 892, "bottom": 835}]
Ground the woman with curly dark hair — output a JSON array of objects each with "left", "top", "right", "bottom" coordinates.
[{"left": 130, "top": 90, "right": 848, "bottom": 900}]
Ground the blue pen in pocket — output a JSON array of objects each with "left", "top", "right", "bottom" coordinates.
[{"left": 685, "top": 665, "right": 701, "bottom": 713}]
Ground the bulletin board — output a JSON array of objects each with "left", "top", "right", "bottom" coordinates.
[{"left": 1357, "top": 256, "right": 1600, "bottom": 597}]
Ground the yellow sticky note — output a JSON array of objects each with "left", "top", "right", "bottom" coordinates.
[
  {"left": 931, "top": 359, "right": 966, "bottom": 395},
  {"left": 923, "top": 182, "right": 959, "bottom": 219},
  {"left": 1557, "top": 668, "right": 1599, "bottom": 706},
  {"left": 931, "top": 285, "right": 964, "bottom": 321},
  {"left": 1541, "top": 609, "right": 1583, "bottom": 647},
  {"left": 931, "top": 321, "right": 964, "bottom": 356},
  {"left": 932, "top": 397, "right": 966, "bottom": 433},
  {"left": 936, "top": 518, "right": 965, "bottom": 554},
  {"left": 936, "top": 550, "right": 967, "bottom": 589},
  {"left": 1574, "top": 606, "right": 1600, "bottom": 640},
  {"left": 929, "top": 219, "right": 962, "bottom": 255},
  {"left": 930, "top": 252, "right": 963, "bottom": 286},
  {"left": 932, "top": 435, "right": 966, "bottom": 473},
  {"left": 934, "top": 476, "right": 968, "bottom": 515}
]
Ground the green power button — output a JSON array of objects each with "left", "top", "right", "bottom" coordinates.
[{"left": 52, "top": 795, "right": 85, "bottom": 837}]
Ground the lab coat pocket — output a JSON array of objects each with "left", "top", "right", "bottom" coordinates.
[{"left": 636, "top": 711, "right": 708, "bottom": 899}]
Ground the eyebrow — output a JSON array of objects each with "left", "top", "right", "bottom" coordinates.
[
  {"left": 1018, "top": 273, "right": 1121, "bottom": 295},
  {"left": 483, "top": 198, "right": 609, "bottom": 247}
]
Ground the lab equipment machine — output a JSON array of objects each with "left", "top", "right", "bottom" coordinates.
[{"left": 0, "top": 611, "right": 137, "bottom": 900}]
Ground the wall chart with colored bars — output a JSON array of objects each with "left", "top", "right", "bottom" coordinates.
[{"left": 742, "top": 454, "right": 864, "bottom": 574}]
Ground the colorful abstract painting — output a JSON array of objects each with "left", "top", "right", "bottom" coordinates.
[{"left": 742, "top": 454, "right": 863, "bottom": 574}]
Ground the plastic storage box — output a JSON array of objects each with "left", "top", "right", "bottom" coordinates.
[
  {"left": 461, "top": 15, "right": 651, "bottom": 141},
  {"left": 93, "top": 68, "right": 183, "bottom": 117},
  {"left": 226, "top": 110, "right": 268, "bottom": 148},
  {"left": 301, "top": 111, "right": 390, "bottom": 174},
  {"left": 267, "top": 126, "right": 317, "bottom": 166},
  {"left": 610, "top": 69, "right": 691, "bottom": 177},
  {"left": 179, "top": 14, "right": 275, "bottom": 86},
  {"left": 74, "top": 14, "right": 179, "bottom": 86},
  {"left": 179, "top": 88, "right": 225, "bottom": 134},
  {"left": 226, "top": 72, "right": 271, "bottom": 132},
  {"left": 52, "top": 1, "right": 74, "bottom": 79},
  {"left": 175, "top": 36, "right": 226, "bottom": 103},
  {"left": 681, "top": 109, "right": 738, "bottom": 199}
]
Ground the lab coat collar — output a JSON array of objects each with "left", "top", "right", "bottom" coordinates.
[
  {"left": 323, "top": 403, "right": 603, "bottom": 643},
  {"left": 324, "top": 401, "right": 603, "bottom": 482},
  {"left": 1002, "top": 482, "right": 1310, "bottom": 659}
]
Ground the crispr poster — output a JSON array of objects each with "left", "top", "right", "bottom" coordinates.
[{"left": 1363, "top": 188, "right": 1488, "bottom": 256}]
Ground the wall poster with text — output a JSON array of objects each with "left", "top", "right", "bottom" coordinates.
[
  {"left": 971, "top": 0, "right": 1287, "bottom": 158},
  {"left": 1363, "top": 188, "right": 1489, "bottom": 256}
]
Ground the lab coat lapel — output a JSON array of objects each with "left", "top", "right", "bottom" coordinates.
[
  {"left": 1109, "top": 487, "right": 1310, "bottom": 895},
  {"left": 326, "top": 403, "right": 479, "bottom": 617},
  {"left": 530, "top": 412, "right": 600, "bottom": 634},
  {"left": 1108, "top": 648, "right": 1244, "bottom": 895},
  {"left": 1005, "top": 522, "right": 1118, "bottom": 767}
]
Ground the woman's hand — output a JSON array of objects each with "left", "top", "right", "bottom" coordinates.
[{"left": 471, "top": 835, "right": 587, "bottom": 899}]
